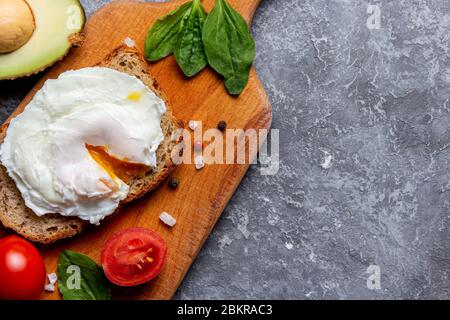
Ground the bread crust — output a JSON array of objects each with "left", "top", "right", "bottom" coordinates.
[{"left": 0, "top": 46, "right": 183, "bottom": 244}]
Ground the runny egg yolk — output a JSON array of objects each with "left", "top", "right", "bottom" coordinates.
[
  {"left": 84, "top": 91, "right": 151, "bottom": 190},
  {"left": 85, "top": 144, "right": 150, "bottom": 187}
]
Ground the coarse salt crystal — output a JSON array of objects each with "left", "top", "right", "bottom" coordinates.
[
  {"left": 124, "top": 37, "right": 135, "bottom": 48},
  {"left": 189, "top": 120, "right": 200, "bottom": 131},
  {"left": 45, "top": 283, "right": 55, "bottom": 292},
  {"left": 195, "top": 155, "right": 204, "bottom": 170},
  {"left": 160, "top": 211, "right": 176, "bottom": 227},
  {"left": 48, "top": 273, "right": 58, "bottom": 285}
]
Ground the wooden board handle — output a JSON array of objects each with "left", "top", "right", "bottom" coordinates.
[{"left": 168, "top": 0, "right": 262, "bottom": 24}]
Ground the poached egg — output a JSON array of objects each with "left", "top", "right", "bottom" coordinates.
[{"left": 0, "top": 67, "right": 166, "bottom": 224}]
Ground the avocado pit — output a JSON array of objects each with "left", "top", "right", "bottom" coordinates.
[{"left": 0, "top": 0, "right": 35, "bottom": 53}]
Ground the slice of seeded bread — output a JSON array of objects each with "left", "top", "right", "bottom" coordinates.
[{"left": 0, "top": 46, "right": 183, "bottom": 244}]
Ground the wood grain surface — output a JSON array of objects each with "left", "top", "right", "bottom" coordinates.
[{"left": 0, "top": 0, "right": 271, "bottom": 300}]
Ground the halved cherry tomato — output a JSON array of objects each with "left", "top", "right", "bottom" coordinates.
[
  {"left": 101, "top": 228, "right": 167, "bottom": 287},
  {"left": 0, "top": 235, "right": 46, "bottom": 300}
]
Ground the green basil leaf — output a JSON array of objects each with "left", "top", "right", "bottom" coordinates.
[
  {"left": 202, "top": 0, "right": 255, "bottom": 95},
  {"left": 57, "top": 250, "right": 111, "bottom": 300},
  {"left": 174, "top": 0, "right": 208, "bottom": 77},
  {"left": 144, "top": 1, "right": 192, "bottom": 62}
]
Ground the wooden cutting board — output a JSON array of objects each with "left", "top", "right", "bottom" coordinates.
[{"left": 0, "top": 0, "right": 271, "bottom": 300}]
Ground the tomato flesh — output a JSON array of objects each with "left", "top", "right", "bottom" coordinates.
[
  {"left": 101, "top": 228, "right": 167, "bottom": 287},
  {"left": 0, "top": 235, "right": 46, "bottom": 300}
]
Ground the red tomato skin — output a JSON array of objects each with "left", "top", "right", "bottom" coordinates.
[
  {"left": 101, "top": 228, "right": 168, "bottom": 287},
  {"left": 0, "top": 235, "right": 46, "bottom": 300}
]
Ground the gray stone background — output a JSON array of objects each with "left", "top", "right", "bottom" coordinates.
[{"left": 1, "top": 0, "right": 450, "bottom": 299}]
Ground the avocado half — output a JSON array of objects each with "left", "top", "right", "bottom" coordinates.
[{"left": 0, "top": 0, "right": 85, "bottom": 80}]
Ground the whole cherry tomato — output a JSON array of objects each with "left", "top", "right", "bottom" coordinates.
[{"left": 0, "top": 235, "right": 46, "bottom": 300}]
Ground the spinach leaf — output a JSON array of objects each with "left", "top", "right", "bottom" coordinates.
[
  {"left": 202, "top": 0, "right": 255, "bottom": 95},
  {"left": 174, "top": 0, "right": 208, "bottom": 77},
  {"left": 57, "top": 250, "right": 111, "bottom": 300},
  {"left": 144, "top": 2, "right": 192, "bottom": 62}
]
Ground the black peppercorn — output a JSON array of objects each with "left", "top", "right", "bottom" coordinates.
[
  {"left": 168, "top": 178, "right": 179, "bottom": 189},
  {"left": 217, "top": 120, "right": 227, "bottom": 132}
]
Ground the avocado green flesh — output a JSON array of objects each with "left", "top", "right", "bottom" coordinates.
[{"left": 0, "top": 0, "right": 85, "bottom": 80}]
